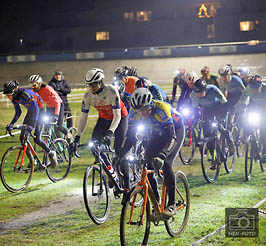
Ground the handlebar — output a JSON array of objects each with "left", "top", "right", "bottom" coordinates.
[{"left": 6, "top": 124, "right": 35, "bottom": 138}]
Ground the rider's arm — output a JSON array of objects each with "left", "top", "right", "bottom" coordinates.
[
  {"left": 77, "top": 98, "right": 90, "bottom": 137},
  {"left": 108, "top": 86, "right": 122, "bottom": 134},
  {"left": 150, "top": 85, "right": 163, "bottom": 101},
  {"left": 61, "top": 80, "right": 71, "bottom": 95},
  {"left": 215, "top": 86, "right": 227, "bottom": 104},
  {"left": 10, "top": 102, "right": 22, "bottom": 125},
  {"left": 171, "top": 77, "right": 177, "bottom": 103}
]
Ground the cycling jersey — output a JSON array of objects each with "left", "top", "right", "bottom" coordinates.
[
  {"left": 121, "top": 91, "right": 131, "bottom": 113},
  {"left": 10, "top": 88, "right": 43, "bottom": 126},
  {"left": 36, "top": 85, "right": 62, "bottom": 116},
  {"left": 123, "top": 76, "right": 138, "bottom": 94},
  {"left": 204, "top": 74, "right": 220, "bottom": 88},
  {"left": 149, "top": 84, "right": 169, "bottom": 102},
  {"left": 172, "top": 76, "right": 186, "bottom": 103},
  {"left": 218, "top": 75, "right": 245, "bottom": 97},
  {"left": 190, "top": 84, "right": 227, "bottom": 108},
  {"left": 176, "top": 83, "right": 193, "bottom": 110},
  {"left": 78, "top": 84, "right": 128, "bottom": 135}
]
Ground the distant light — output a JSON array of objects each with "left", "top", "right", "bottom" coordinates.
[
  {"left": 19, "top": 38, "right": 24, "bottom": 44},
  {"left": 248, "top": 40, "right": 259, "bottom": 46},
  {"left": 124, "top": 48, "right": 128, "bottom": 52},
  {"left": 198, "top": 46, "right": 202, "bottom": 49},
  {"left": 150, "top": 47, "right": 154, "bottom": 50}
]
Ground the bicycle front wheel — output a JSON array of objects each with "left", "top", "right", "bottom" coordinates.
[
  {"left": 83, "top": 165, "right": 110, "bottom": 225},
  {"left": 245, "top": 137, "right": 254, "bottom": 181},
  {"left": 120, "top": 190, "right": 150, "bottom": 246},
  {"left": 221, "top": 136, "right": 235, "bottom": 174},
  {"left": 201, "top": 139, "right": 220, "bottom": 183},
  {"left": 179, "top": 128, "right": 196, "bottom": 165},
  {"left": 0, "top": 145, "right": 34, "bottom": 193},
  {"left": 165, "top": 171, "right": 190, "bottom": 237},
  {"left": 46, "top": 138, "right": 72, "bottom": 182}
]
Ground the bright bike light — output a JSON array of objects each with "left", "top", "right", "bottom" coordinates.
[
  {"left": 127, "top": 154, "right": 135, "bottom": 161},
  {"left": 43, "top": 115, "right": 49, "bottom": 122},
  {"left": 212, "top": 122, "right": 218, "bottom": 128},
  {"left": 137, "top": 124, "right": 145, "bottom": 132},
  {"left": 248, "top": 112, "right": 260, "bottom": 126},
  {"left": 181, "top": 108, "right": 190, "bottom": 117},
  {"left": 88, "top": 141, "right": 94, "bottom": 148}
]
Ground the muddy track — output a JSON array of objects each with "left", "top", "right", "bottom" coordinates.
[{"left": 0, "top": 192, "right": 84, "bottom": 234}]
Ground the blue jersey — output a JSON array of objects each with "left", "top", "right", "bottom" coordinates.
[
  {"left": 149, "top": 84, "right": 168, "bottom": 102},
  {"left": 121, "top": 91, "right": 131, "bottom": 113},
  {"left": 10, "top": 88, "right": 42, "bottom": 125},
  {"left": 190, "top": 85, "right": 227, "bottom": 108}
]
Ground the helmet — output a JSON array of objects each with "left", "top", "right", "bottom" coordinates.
[
  {"left": 201, "top": 66, "right": 210, "bottom": 75},
  {"left": 218, "top": 65, "right": 232, "bottom": 76},
  {"left": 28, "top": 74, "right": 43, "bottom": 84},
  {"left": 3, "top": 80, "right": 19, "bottom": 95},
  {"left": 185, "top": 71, "right": 198, "bottom": 82},
  {"left": 135, "top": 77, "right": 151, "bottom": 88},
  {"left": 193, "top": 79, "right": 207, "bottom": 93},
  {"left": 239, "top": 67, "right": 251, "bottom": 78},
  {"left": 127, "top": 66, "right": 138, "bottom": 77},
  {"left": 114, "top": 66, "right": 129, "bottom": 79},
  {"left": 85, "top": 68, "right": 104, "bottom": 84},
  {"left": 113, "top": 80, "right": 125, "bottom": 94},
  {"left": 131, "top": 88, "right": 153, "bottom": 110},
  {"left": 249, "top": 75, "right": 262, "bottom": 89},
  {"left": 175, "top": 68, "right": 186, "bottom": 78}
]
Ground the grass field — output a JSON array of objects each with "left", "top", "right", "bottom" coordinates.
[{"left": 0, "top": 88, "right": 265, "bottom": 246}]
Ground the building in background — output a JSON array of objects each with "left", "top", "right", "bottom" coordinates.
[{"left": 0, "top": 0, "right": 265, "bottom": 55}]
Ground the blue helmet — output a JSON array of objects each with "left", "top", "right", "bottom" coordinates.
[{"left": 249, "top": 75, "right": 262, "bottom": 89}]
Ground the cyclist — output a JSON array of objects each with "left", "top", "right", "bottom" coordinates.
[
  {"left": 48, "top": 71, "right": 73, "bottom": 129},
  {"left": 175, "top": 71, "right": 198, "bottom": 110},
  {"left": 73, "top": 68, "right": 128, "bottom": 159},
  {"left": 200, "top": 66, "right": 219, "bottom": 88},
  {"left": 171, "top": 68, "right": 186, "bottom": 106},
  {"left": 118, "top": 87, "right": 185, "bottom": 218},
  {"left": 238, "top": 75, "right": 266, "bottom": 162},
  {"left": 113, "top": 79, "right": 131, "bottom": 113},
  {"left": 135, "top": 77, "right": 169, "bottom": 102},
  {"left": 114, "top": 66, "right": 138, "bottom": 94},
  {"left": 190, "top": 79, "right": 235, "bottom": 168},
  {"left": 3, "top": 80, "right": 58, "bottom": 167},
  {"left": 29, "top": 74, "right": 70, "bottom": 140}
]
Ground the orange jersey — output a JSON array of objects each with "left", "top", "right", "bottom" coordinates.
[{"left": 124, "top": 76, "right": 138, "bottom": 94}]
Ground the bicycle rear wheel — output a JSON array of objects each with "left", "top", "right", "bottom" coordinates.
[
  {"left": 83, "top": 165, "right": 110, "bottom": 224},
  {"left": 165, "top": 171, "right": 190, "bottom": 237},
  {"left": 120, "top": 190, "right": 150, "bottom": 246},
  {"left": 0, "top": 145, "right": 34, "bottom": 193},
  {"left": 201, "top": 139, "right": 220, "bottom": 183},
  {"left": 245, "top": 137, "right": 254, "bottom": 181},
  {"left": 46, "top": 138, "right": 72, "bottom": 182},
  {"left": 179, "top": 128, "right": 196, "bottom": 165}
]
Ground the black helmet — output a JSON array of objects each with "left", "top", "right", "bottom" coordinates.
[
  {"left": 249, "top": 74, "right": 262, "bottom": 89},
  {"left": 127, "top": 66, "right": 138, "bottom": 77},
  {"left": 114, "top": 66, "right": 128, "bottom": 79},
  {"left": 135, "top": 77, "right": 150, "bottom": 89},
  {"left": 193, "top": 79, "right": 207, "bottom": 93},
  {"left": 3, "top": 80, "right": 19, "bottom": 95},
  {"left": 54, "top": 70, "right": 63, "bottom": 75}
]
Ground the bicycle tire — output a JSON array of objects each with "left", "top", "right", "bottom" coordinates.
[
  {"left": 120, "top": 190, "right": 150, "bottom": 246},
  {"left": 0, "top": 145, "right": 34, "bottom": 193},
  {"left": 245, "top": 137, "right": 254, "bottom": 181},
  {"left": 46, "top": 138, "right": 72, "bottom": 182},
  {"left": 165, "top": 171, "right": 190, "bottom": 237},
  {"left": 179, "top": 127, "right": 196, "bottom": 165},
  {"left": 222, "top": 136, "right": 235, "bottom": 174},
  {"left": 201, "top": 138, "right": 221, "bottom": 183},
  {"left": 83, "top": 165, "right": 110, "bottom": 225}
]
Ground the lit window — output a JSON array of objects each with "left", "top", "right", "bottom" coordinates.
[
  {"left": 240, "top": 21, "right": 257, "bottom": 31},
  {"left": 96, "top": 32, "right": 110, "bottom": 41},
  {"left": 136, "top": 11, "right": 152, "bottom": 22},
  {"left": 124, "top": 12, "right": 134, "bottom": 21}
]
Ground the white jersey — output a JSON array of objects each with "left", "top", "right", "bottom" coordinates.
[{"left": 77, "top": 84, "right": 127, "bottom": 135}]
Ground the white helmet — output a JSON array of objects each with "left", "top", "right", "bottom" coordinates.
[
  {"left": 131, "top": 88, "right": 153, "bottom": 110},
  {"left": 185, "top": 71, "right": 198, "bottom": 82},
  {"left": 28, "top": 74, "right": 43, "bottom": 84},
  {"left": 218, "top": 65, "right": 232, "bottom": 76},
  {"left": 85, "top": 68, "right": 104, "bottom": 84}
]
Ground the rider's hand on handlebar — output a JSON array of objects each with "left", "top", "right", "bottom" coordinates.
[
  {"left": 152, "top": 156, "right": 164, "bottom": 171},
  {"left": 51, "top": 115, "right": 58, "bottom": 124},
  {"left": 102, "top": 130, "right": 113, "bottom": 146},
  {"left": 6, "top": 124, "right": 13, "bottom": 133}
]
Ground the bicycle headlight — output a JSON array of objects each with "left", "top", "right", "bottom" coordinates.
[
  {"left": 43, "top": 115, "right": 49, "bottom": 123},
  {"left": 212, "top": 122, "right": 218, "bottom": 128},
  {"left": 137, "top": 124, "right": 145, "bottom": 132},
  {"left": 88, "top": 141, "right": 94, "bottom": 148},
  {"left": 181, "top": 108, "right": 190, "bottom": 117},
  {"left": 126, "top": 154, "right": 135, "bottom": 162},
  {"left": 248, "top": 112, "right": 260, "bottom": 126}
]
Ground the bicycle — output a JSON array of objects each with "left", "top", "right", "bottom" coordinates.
[
  {"left": 244, "top": 111, "right": 265, "bottom": 181},
  {"left": 200, "top": 115, "right": 236, "bottom": 183},
  {"left": 83, "top": 140, "right": 141, "bottom": 225},
  {"left": 0, "top": 124, "right": 72, "bottom": 193},
  {"left": 120, "top": 162, "right": 190, "bottom": 246},
  {"left": 179, "top": 106, "right": 203, "bottom": 165}
]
